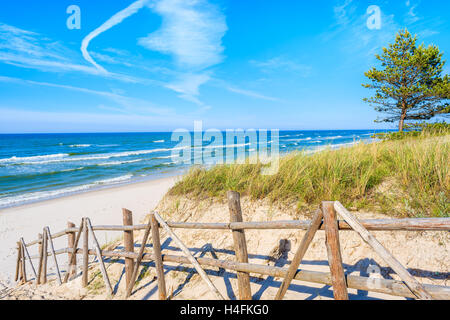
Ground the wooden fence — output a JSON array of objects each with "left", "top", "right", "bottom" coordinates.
[{"left": 15, "top": 191, "right": 450, "bottom": 300}]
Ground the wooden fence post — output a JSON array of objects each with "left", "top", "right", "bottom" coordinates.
[
  {"left": 82, "top": 218, "right": 89, "bottom": 287},
  {"left": 122, "top": 208, "right": 134, "bottom": 291},
  {"left": 227, "top": 191, "right": 252, "bottom": 300},
  {"left": 64, "top": 220, "right": 84, "bottom": 283},
  {"left": 41, "top": 228, "right": 48, "bottom": 284},
  {"left": 67, "top": 222, "right": 76, "bottom": 278},
  {"left": 15, "top": 242, "right": 21, "bottom": 282},
  {"left": 19, "top": 242, "right": 26, "bottom": 284},
  {"left": 322, "top": 201, "right": 349, "bottom": 300},
  {"left": 150, "top": 213, "right": 167, "bottom": 300},
  {"left": 126, "top": 217, "right": 153, "bottom": 298},
  {"left": 37, "top": 233, "right": 43, "bottom": 285}
]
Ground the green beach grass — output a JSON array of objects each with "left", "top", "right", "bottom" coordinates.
[{"left": 169, "top": 131, "right": 449, "bottom": 218}]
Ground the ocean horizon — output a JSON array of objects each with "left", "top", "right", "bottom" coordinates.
[{"left": 0, "top": 129, "right": 391, "bottom": 209}]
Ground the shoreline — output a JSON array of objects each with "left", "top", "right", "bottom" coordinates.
[
  {"left": 0, "top": 169, "right": 185, "bottom": 211},
  {"left": 0, "top": 175, "right": 179, "bottom": 287}
]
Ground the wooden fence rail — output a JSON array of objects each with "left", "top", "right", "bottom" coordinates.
[
  {"left": 23, "top": 218, "right": 450, "bottom": 247},
  {"left": 15, "top": 195, "right": 450, "bottom": 301},
  {"left": 16, "top": 246, "right": 450, "bottom": 300}
]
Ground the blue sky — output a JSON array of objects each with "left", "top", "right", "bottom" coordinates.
[{"left": 0, "top": 0, "right": 449, "bottom": 133}]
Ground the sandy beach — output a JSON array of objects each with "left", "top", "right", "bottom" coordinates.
[
  {"left": 2, "top": 194, "right": 448, "bottom": 300},
  {"left": 0, "top": 175, "right": 178, "bottom": 288}
]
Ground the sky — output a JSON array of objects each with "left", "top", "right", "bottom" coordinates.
[{"left": 0, "top": 0, "right": 449, "bottom": 133}]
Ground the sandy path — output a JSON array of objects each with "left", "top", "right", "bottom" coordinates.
[{"left": 0, "top": 176, "right": 178, "bottom": 287}]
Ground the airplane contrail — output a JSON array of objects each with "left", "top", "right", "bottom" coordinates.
[{"left": 80, "top": 0, "right": 149, "bottom": 73}]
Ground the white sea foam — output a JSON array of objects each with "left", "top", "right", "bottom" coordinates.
[
  {"left": 11, "top": 147, "right": 189, "bottom": 165},
  {"left": 96, "top": 175, "right": 133, "bottom": 184},
  {"left": 280, "top": 133, "right": 303, "bottom": 138},
  {"left": 60, "top": 167, "right": 85, "bottom": 172},
  {"left": 69, "top": 144, "right": 91, "bottom": 148},
  {"left": 0, "top": 153, "right": 69, "bottom": 164},
  {"left": 0, "top": 174, "right": 133, "bottom": 208},
  {"left": 153, "top": 140, "right": 165, "bottom": 143},
  {"left": 97, "top": 159, "right": 142, "bottom": 166},
  {"left": 285, "top": 137, "right": 312, "bottom": 142},
  {"left": 95, "top": 144, "right": 120, "bottom": 147},
  {"left": 322, "top": 136, "right": 343, "bottom": 140},
  {"left": 193, "top": 142, "right": 252, "bottom": 150}
]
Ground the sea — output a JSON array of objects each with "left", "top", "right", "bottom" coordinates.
[{"left": 0, "top": 130, "right": 390, "bottom": 209}]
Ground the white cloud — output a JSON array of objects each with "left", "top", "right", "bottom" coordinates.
[
  {"left": 0, "top": 75, "right": 173, "bottom": 116},
  {"left": 225, "top": 86, "right": 280, "bottom": 102},
  {"left": 0, "top": 22, "right": 146, "bottom": 83},
  {"left": 250, "top": 56, "right": 312, "bottom": 76},
  {"left": 329, "top": 0, "right": 440, "bottom": 59},
  {"left": 0, "top": 52, "right": 101, "bottom": 75},
  {"left": 80, "top": 0, "right": 149, "bottom": 73},
  {"left": 139, "top": 0, "right": 227, "bottom": 70},
  {"left": 326, "top": 2, "right": 400, "bottom": 60},
  {"left": 417, "top": 29, "right": 439, "bottom": 39},
  {"left": 0, "top": 1, "right": 228, "bottom": 109},
  {"left": 165, "top": 73, "right": 211, "bottom": 105},
  {"left": 0, "top": 23, "right": 100, "bottom": 75},
  {"left": 139, "top": 0, "right": 227, "bottom": 106},
  {"left": 333, "top": 0, "right": 355, "bottom": 26}
]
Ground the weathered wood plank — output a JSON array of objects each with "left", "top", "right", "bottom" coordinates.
[
  {"left": 334, "top": 201, "right": 434, "bottom": 300},
  {"left": 227, "top": 191, "right": 252, "bottom": 300},
  {"left": 64, "top": 220, "right": 83, "bottom": 283},
  {"left": 20, "top": 238, "right": 38, "bottom": 283},
  {"left": 41, "top": 228, "right": 48, "bottom": 284},
  {"left": 37, "top": 233, "right": 43, "bottom": 285},
  {"left": 45, "top": 227, "right": 62, "bottom": 285},
  {"left": 322, "top": 201, "right": 349, "bottom": 300},
  {"left": 150, "top": 213, "right": 167, "bottom": 300},
  {"left": 82, "top": 218, "right": 89, "bottom": 287},
  {"left": 86, "top": 218, "right": 113, "bottom": 296},
  {"left": 63, "top": 247, "right": 450, "bottom": 300},
  {"left": 67, "top": 222, "right": 76, "bottom": 278},
  {"left": 15, "top": 242, "right": 20, "bottom": 282},
  {"left": 275, "top": 209, "right": 323, "bottom": 300},
  {"left": 24, "top": 218, "right": 450, "bottom": 248},
  {"left": 154, "top": 212, "right": 225, "bottom": 300},
  {"left": 20, "top": 242, "right": 27, "bottom": 284},
  {"left": 125, "top": 217, "right": 153, "bottom": 298},
  {"left": 122, "top": 208, "right": 134, "bottom": 291},
  {"left": 86, "top": 218, "right": 450, "bottom": 232}
]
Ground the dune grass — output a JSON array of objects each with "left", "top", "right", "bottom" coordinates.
[{"left": 169, "top": 132, "right": 449, "bottom": 218}]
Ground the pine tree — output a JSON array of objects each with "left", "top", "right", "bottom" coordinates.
[{"left": 363, "top": 29, "right": 450, "bottom": 132}]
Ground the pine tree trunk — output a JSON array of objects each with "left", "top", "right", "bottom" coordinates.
[
  {"left": 398, "top": 105, "right": 407, "bottom": 132},
  {"left": 398, "top": 117, "right": 405, "bottom": 132}
]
